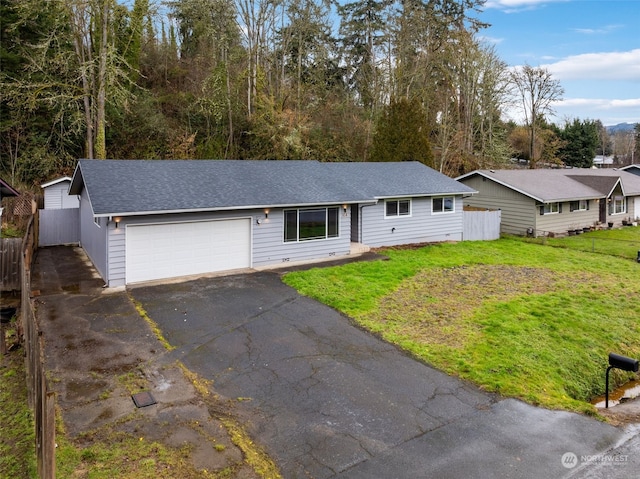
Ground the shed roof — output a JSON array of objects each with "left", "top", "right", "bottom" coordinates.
[
  {"left": 457, "top": 168, "right": 640, "bottom": 203},
  {"left": 70, "top": 160, "right": 475, "bottom": 217},
  {"left": 41, "top": 176, "right": 72, "bottom": 189}
]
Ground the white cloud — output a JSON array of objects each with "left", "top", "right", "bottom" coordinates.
[
  {"left": 542, "top": 49, "right": 640, "bottom": 81},
  {"left": 556, "top": 98, "right": 640, "bottom": 110},
  {"left": 572, "top": 24, "right": 622, "bottom": 35},
  {"left": 485, "top": 0, "right": 565, "bottom": 11}
]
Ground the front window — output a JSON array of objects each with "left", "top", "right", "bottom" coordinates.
[
  {"left": 432, "top": 196, "right": 454, "bottom": 214},
  {"left": 543, "top": 202, "right": 560, "bottom": 214},
  {"left": 609, "top": 196, "right": 626, "bottom": 215},
  {"left": 284, "top": 207, "right": 339, "bottom": 242},
  {"left": 385, "top": 199, "right": 411, "bottom": 217}
]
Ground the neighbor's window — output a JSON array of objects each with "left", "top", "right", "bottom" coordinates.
[
  {"left": 543, "top": 202, "right": 560, "bottom": 214},
  {"left": 385, "top": 199, "right": 411, "bottom": 217},
  {"left": 569, "top": 200, "right": 588, "bottom": 212},
  {"left": 284, "top": 207, "right": 339, "bottom": 242},
  {"left": 610, "top": 196, "right": 626, "bottom": 215},
  {"left": 432, "top": 196, "right": 454, "bottom": 214}
]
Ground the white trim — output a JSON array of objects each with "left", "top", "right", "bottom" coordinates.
[
  {"left": 431, "top": 196, "right": 455, "bottom": 214},
  {"left": 384, "top": 199, "right": 412, "bottom": 218}
]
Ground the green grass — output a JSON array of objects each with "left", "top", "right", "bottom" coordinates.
[
  {"left": 282, "top": 236, "right": 640, "bottom": 414},
  {"left": 522, "top": 227, "right": 640, "bottom": 260},
  {"left": 0, "top": 225, "right": 24, "bottom": 238},
  {"left": 0, "top": 347, "right": 37, "bottom": 479}
]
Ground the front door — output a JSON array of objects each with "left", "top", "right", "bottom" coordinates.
[
  {"left": 350, "top": 204, "right": 359, "bottom": 242},
  {"left": 599, "top": 199, "right": 607, "bottom": 224}
]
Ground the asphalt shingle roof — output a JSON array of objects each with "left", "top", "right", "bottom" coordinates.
[
  {"left": 70, "top": 160, "right": 475, "bottom": 216},
  {"left": 458, "top": 168, "right": 640, "bottom": 202}
]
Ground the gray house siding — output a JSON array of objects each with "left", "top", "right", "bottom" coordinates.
[
  {"left": 104, "top": 205, "right": 352, "bottom": 287},
  {"left": 460, "top": 176, "right": 535, "bottom": 236},
  {"left": 360, "top": 196, "right": 464, "bottom": 247},
  {"left": 78, "top": 188, "right": 108, "bottom": 280},
  {"left": 536, "top": 200, "right": 599, "bottom": 234},
  {"left": 251, "top": 208, "right": 351, "bottom": 268}
]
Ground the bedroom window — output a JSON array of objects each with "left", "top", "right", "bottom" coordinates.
[
  {"left": 543, "top": 202, "right": 560, "bottom": 214},
  {"left": 284, "top": 207, "right": 339, "bottom": 242},
  {"left": 569, "top": 200, "right": 588, "bottom": 212},
  {"left": 432, "top": 196, "right": 454, "bottom": 214},
  {"left": 385, "top": 199, "right": 411, "bottom": 217}
]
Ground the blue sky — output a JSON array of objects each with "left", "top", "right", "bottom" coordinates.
[{"left": 477, "top": 0, "right": 640, "bottom": 126}]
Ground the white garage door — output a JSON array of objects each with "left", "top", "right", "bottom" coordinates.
[{"left": 126, "top": 218, "right": 251, "bottom": 284}]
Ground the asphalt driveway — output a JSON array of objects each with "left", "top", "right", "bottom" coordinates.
[{"left": 129, "top": 272, "right": 631, "bottom": 478}]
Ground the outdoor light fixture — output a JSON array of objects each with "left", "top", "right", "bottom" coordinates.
[
  {"left": 605, "top": 352, "right": 639, "bottom": 408},
  {"left": 264, "top": 209, "right": 269, "bottom": 219},
  {"left": 343, "top": 204, "right": 348, "bottom": 214},
  {"left": 114, "top": 217, "right": 121, "bottom": 228}
]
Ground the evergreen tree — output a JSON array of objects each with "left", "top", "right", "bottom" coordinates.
[
  {"left": 557, "top": 119, "right": 599, "bottom": 167},
  {"left": 370, "top": 98, "right": 433, "bottom": 166}
]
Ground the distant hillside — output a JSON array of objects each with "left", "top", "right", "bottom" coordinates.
[{"left": 607, "top": 122, "right": 636, "bottom": 133}]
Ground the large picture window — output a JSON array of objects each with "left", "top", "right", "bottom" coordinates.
[
  {"left": 432, "top": 196, "right": 454, "bottom": 214},
  {"left": 385, "top": 199, "right": 411, "bottom": 217},
  {"left": 284, "top": 207, "right": 339, "bottom": 242},
  {"left": 609, "top": 196, "right": 626, "bottom": 215}
]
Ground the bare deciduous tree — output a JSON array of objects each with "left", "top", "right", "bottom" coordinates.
[{"left": 510, "top": 64, "right": 564, "bottom": 168}]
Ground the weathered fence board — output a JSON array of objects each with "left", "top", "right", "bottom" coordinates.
[
  {"left": 19, "top": 215, "right": 56, "bottom": 479},
  {"left": 38, "top": 208, "right": 79, "bottom": 247},
  {"left": 1, "top": 237, "right": 22, "bottom": 291},
  {"left": 463, "top": 210, "right": 501, "bottom": 241}
]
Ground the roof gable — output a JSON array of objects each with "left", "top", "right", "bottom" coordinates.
[{"left": 70, "top": 160, "right": 475, "bottom": 216}]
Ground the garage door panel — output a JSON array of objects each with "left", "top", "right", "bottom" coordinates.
[{"left": 126, "top": 219, "right": 251, "bottom": 283}]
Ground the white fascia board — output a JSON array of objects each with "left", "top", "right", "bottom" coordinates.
[
  {"left": 41, "top": 176, "right": 73, "bottom": 188},
  {"left": 92, "top": 200, "right": 370, "bottom": 217}
]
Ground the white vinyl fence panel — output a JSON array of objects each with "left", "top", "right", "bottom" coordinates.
[
  {"left": 463, "top": 210, "right": 501, "bottom": 241},
  {"left": 39, "top": 208, "right": 80, "bottom": 246}
]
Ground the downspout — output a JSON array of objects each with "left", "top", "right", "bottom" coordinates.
[{"left": 358, "top": 201, "right": 378, "bottom": 245}]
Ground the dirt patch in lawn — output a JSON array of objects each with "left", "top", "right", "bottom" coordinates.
[{"left": 371, "top": 264, "right": 594, "bottom": 348}]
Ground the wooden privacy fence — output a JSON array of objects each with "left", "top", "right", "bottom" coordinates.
[
  {"left": 463, "top": 209, "right": 501, "bottom": 241},
  {"left": 1, "top": 237, "right": 22, "bottom": 291},
  {"left": 19, "top": 215, "right": 56, "bottom": 479}
]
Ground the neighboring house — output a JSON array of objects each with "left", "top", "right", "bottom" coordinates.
[
  {"left": 621, "top": 164, "right": 640, "bottom": 177},
  {"left": 69, "top": 160, "right": 476, "bottom": 286},
  {"left": 457, "top": 168, "right": 640, "bottom": 237},
  {"left": 593, "top": 155, "right": 614, "bottom": 167},
  {"left": 41, "top": 177, "right": 80, "bottom": 209}
]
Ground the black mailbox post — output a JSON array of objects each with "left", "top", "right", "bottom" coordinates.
[{"left": 606, "top": 352, "right": 639, "bottom": 408}]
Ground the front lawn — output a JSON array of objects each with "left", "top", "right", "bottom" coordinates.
[
  {"left": 523, "top": 227, "right": 640, "bottom": 260},
  {"left": 282, "top": 237, "right": 640, "bottom": 414}
]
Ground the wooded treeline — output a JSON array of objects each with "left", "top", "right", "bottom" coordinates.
[{"left": 1, "top": 0, "right": 638, "bottom": 189}]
